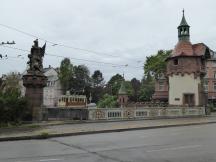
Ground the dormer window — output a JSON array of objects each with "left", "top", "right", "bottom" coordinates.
[{"left": 173, "top": 59, "right": 178, "bottom": 65}]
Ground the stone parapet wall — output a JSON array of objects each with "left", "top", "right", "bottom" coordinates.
[
  {"left": 88, "top": 107, "right": 206, "bottom": 120},
  {"left": 43, "top": 107, "right": 88, "bottom": 121}
]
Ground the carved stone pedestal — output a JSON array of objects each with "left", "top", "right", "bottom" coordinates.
[{"left": 23, "top": 73, "right": 47, "bottom": 121}]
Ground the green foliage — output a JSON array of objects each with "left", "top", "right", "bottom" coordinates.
[
  {"left": 58, "top": 58, "right": 74, "bottom": 93},
  {"left": 144, "top": 50, "right": 171, "bottom": 78},
  {"left": 39, "top": 132, "right": 49, "bottom": 139},
  {"left": 124, "top": 81, "right": 133, "bottom": 97},
  {"left": 97, "top": 94, "right": 118, "bottom": 108},
  {"left": 0, "top": 90, "right": 29, "bottom": 124},
  {"left": 91, "top": 70, "right": 105, "bottom": 103},
  {"left": 0, "top": 72, "right": 30, "bottom": 124},
  {"left": 0, "top": 72, "right": 21, "bottom": 96},
  {"left": 71, "top": 65, "right": 91, "bottom": 94},
  {"left": 140, "top": 50, "right": 171, "bottom": 101},
  {"left": 139, "top": 74, "right": 155, "bottom": 101},
  {"left": 130, "top": 78, "right": 141, "bottom": 102},
  {"left": 91, "top": 70, "right": 104, "bottom": 87},
  {"left": 107, "top": 74, "right": 124, "bottom": 95}
]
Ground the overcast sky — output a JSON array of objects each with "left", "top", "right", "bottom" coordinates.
[{"left": 0, "top": 0, "right": 216, "bottom": 81}]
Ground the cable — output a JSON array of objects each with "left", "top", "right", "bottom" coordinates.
[
  {"left": 1, "top": 45, "right": 143, "bottom": 69},
  {"left": 0, "top": 23, "right": 142, "bottom": 61}
]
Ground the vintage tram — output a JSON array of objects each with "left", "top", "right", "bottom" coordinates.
[{"left": 57, "top": 91, "right": 87, "bottom": 108}]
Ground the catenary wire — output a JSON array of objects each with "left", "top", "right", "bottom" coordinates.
[{"left": 1, "top": 45, "right": 143, "bottom": 69}]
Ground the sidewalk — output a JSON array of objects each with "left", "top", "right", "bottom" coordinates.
[{"left": 1, "top": 116, "right": 216, "bottom": 141}]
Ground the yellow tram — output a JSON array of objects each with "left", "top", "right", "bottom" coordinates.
[{"left": 57, "top": 91, "right": 87, "bottom": 108}]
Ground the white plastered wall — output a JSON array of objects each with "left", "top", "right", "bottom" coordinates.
[{"left": 169, "top": 73, "right": 200, "bottom": 106}]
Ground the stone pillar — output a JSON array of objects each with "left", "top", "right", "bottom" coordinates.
[{"left": 23, "top": 74, "right": 47, "bottom": 121}]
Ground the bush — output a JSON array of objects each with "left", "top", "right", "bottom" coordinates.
[
  {"left": 0, "top": 92, "right": 31, "bottom": 124},
  {"left": 39, "top": 132, "right": 49, "bottom": 139},
  {"left": 97, "top": 94, "right": 118, "bottom": 108}
]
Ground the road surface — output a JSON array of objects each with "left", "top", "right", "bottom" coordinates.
[{"left": 0, "top": 123, "right": 216, "bottom": 162}]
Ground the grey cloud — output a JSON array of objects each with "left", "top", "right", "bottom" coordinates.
[{"left": 0, "top": 0, "right": 216, "bottom": 81}]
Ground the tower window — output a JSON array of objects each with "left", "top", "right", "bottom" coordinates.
[
  {"left": 173, "top": 59, "right": 178, "bottom": 65},
  {"left": 214, "top": 83, "right": 216, "bottom": 91},
  {"left": 214, "top": 72, "right": 216, "bottom": 78}
]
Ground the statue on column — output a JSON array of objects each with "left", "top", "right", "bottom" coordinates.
[{"left": 23, "top": 39, "right": 47, "bottom": 121}]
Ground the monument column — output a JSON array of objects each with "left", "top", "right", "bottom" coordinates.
[{"left": 23, "top": 39, "right": 47, "bottom": 121}]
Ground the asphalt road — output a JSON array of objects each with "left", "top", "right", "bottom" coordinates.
[{"left": 1, "top": 123, "right": 216, "bottom": 162}]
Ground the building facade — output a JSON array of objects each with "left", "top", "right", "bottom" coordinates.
[
  {"left": 204, "top": 58, "right": 216, "bottom": 102},
  {"left": 152, "top": 74, "right": 168, "bottom": 102},
  {"left": 43, "top": 66, "right": 62, "bottom": 107},
  {"left": 153, "top": 11, "right": 216, "bottom": 105}
]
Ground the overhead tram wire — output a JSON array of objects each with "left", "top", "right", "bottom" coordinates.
[
  {"left": 1, "top": 45, "right": 124, "bottom": 66},
  {"left": 0, "top": 23, "right": 142, "bottom": 61},
  {"left": 2, "top": 45, "right": 143, "bottom": 69}
]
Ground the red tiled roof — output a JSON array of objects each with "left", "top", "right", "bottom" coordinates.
[
  {"left": 170, "top": 41, "right": 207, "bottom": 58},
  {"left": 192, "top": 43, "right": 207, "bottom": 56}
]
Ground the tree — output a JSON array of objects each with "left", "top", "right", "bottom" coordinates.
[
  {"left": 107, "top": 74, "right": 124, "bottom": 96},
  {"left": 1, "top": 72, "right": 21, "bottom": 97},
  {"left": 144, "top": 50, "right": 171, "bottom": 78},
  {"left": 0, "top": 72, "right": 29, "bottom": 124},
  {"left": 70, "top": 65, "right": 91, "bottom": 99},
  {"left": 130, "top": 78, "right": 141, "bottom": 102},
  {"left": 58, "top": 58, "right": 73, "bottom": 93},
  {"left": 91, "top": 70, "right": 105, "bottom": 103},
  {"left": 97, "top": 94, "right": 118, "bottom": 108},
  {"left": 91, "top": 70, "right": 104, "bottom": 87},
  {"left": 0, "top": 78, "right": 3, "bottom": 90},
  {"left": 139, "top": 74, "right": 155, "bottom": 101}
]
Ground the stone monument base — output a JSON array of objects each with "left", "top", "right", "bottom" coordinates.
[{"left": 23, "top": 73, "right": 47, "bottom": 121}]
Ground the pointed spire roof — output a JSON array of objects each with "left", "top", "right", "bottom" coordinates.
[
  {"left": 179, "top": 9, "right": 189, "bottom": 27},
  {"left": 118, "top": 80, "right": 127, "bottom": 95}
]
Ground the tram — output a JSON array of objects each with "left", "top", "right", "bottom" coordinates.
[{"left": 57, "top": 91, "right": 87, "bottom": 108}]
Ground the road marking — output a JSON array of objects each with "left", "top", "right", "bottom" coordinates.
[
  {"left": 39, "top": 159, "right": 63, "bottom": 162},
  {"left": 146, "top": 145, "right": 201, "bottom": 153},
  {"left": 16, "top": 159, "right": 63, "bottom": 162}
]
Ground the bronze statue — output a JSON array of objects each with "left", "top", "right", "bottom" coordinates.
[{"left": 27, "top": 39, "right": 46, "bottom": 74}]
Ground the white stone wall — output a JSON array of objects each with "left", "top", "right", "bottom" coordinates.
[
  {"left": 169, "top": 74, "right": 201, "bottom": 106},
  {"left": 88, "top": 107, "right": 206, "bottom": 120}
]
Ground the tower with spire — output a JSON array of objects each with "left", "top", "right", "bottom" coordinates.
[
  {"left": 117, "top": 79, "right": 128, "bottom": 108},
  {"left": 178, "top": 9, "right": 190, "bottom": 41},
  {"left": 166, "top": 10, "right": 209, "bottom": 106}
]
